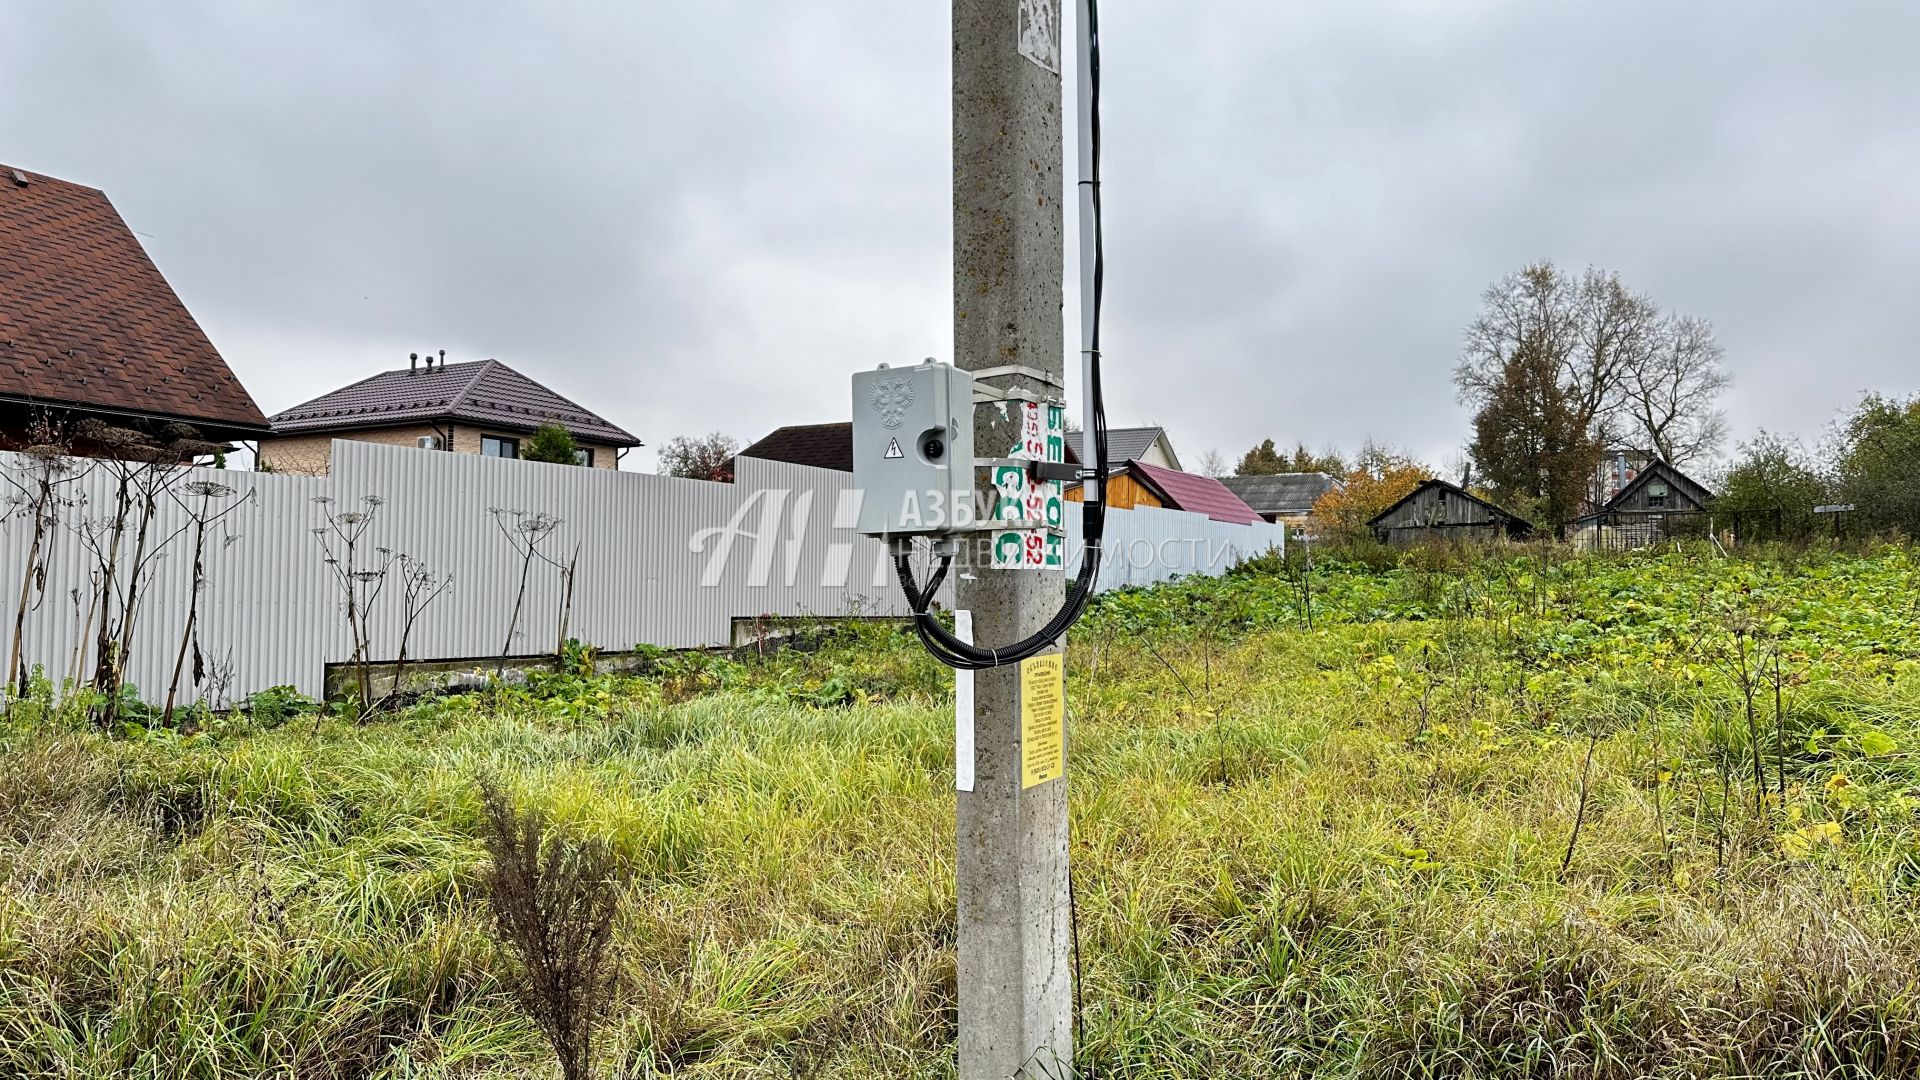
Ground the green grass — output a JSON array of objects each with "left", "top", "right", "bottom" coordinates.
[{"left": 4, "top": 543, "right": 1920, "bottom": 1077}]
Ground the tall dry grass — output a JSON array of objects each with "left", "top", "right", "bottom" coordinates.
[{"left": 1, "top": 548, "right": 1917, "bottom": 1077}]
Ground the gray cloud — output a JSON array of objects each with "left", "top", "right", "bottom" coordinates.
[{"left": 5, "top": 1, "right": 1916, "bottom": 470}]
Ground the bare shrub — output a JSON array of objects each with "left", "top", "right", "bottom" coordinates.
[
  {"left": 311, "top": 495, "right": 395, "bottom": 715},
  {"left": 1, "top": 418, "right": 87, "bottom": 703},
  {"left": 388, "top": 554, "right": 452, "bottom": 698},
  {"left": 476, "top": 778, "right": 623, "bottom": 1080},
  {"left": 489, "top": 509, "right": 577, "bottom": 663},
  {"left": 72, "top": 421, "right": 214, "bottom": 726},
  {"left": 161, "top": 480, "right": 254, "bottom": 727}
]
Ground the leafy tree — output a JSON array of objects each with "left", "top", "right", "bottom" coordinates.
[
  {"left": 1831, "top": 392, "right": 1920, "bottom": 536},
  {"left": 1311, "top": 441, "right": 1433, "bottom": 544},
  {"left": 1466, "top": 332, "right": 1599, "bottom": 533},
  {"left": 1237, "top": 439, "right": 1285, "bottom": 475},
  {"left": 657, "top": 432, "right": 740, "bottom": 481},
  {"left": 1456, "top": 262, "right": 1658, "bottom": 445},
  {"left": 1456, "top": 260, "right": 1729, "bottom": 476},
  {"left": 1236, "top": 438, "right": 1346, "bottom": 477},
  {"left": 1716, "top": 432, "right": 1826, "bottom": 518},
  {"left": 524, "top": 423, "right": 582, "bottom": 465}
]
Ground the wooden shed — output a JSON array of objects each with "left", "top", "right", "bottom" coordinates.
[
  {"left": 1572, "top": 459, "right": 1717, "bottom": 549},
  {"left": 1367, "top": 479, "right": 1533, "bottom": 546}
]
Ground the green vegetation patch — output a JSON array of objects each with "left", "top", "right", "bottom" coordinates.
[{"left": 4, "top": 546, "right": 1920, "bottom": 1078}]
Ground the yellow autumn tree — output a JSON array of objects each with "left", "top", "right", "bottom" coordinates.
[{"left": 1310, "top": 442, "right": 1435, "bottom": 545}]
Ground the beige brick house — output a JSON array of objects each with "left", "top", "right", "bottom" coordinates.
[{"left": 259, "top": 356, "right": 640, "bottom": 475}]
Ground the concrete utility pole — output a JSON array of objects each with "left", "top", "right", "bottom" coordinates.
[{"left": 952, "top": 1, "right": 1072, "bottom": 1077}]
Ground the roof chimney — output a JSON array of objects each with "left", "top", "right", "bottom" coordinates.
[
  {"left": 409, "top": 351, "right": 419, "bottom": 374},
  {"left": 9, "top": 170, "right": 27, "bottom": 187},
  {"left": 438, "top": 349, "right": 446, "bottom": 369}
]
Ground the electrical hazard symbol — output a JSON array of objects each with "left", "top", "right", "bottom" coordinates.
[{"left": 884, "top": 438, "right": 904, "bottom": 460}]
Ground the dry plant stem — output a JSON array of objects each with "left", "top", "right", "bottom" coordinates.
[
  {"left": 3, "top": 450, "right": 85, "bottom": 698},
  {"left": 490, "top": 509, "right": 564, "bottom": 669},
  {"left": 476, "top": 778, "right": 621, "bottom": 1080},
  {"left": 386, "top": 555, "right": 453, "bottom": 706},
  {"left": 85, "top": 470, "right": 134, "bottom": 718},
  {"left": 1562, "top": 728, "right": 1601, "bottom": 875},
  {"left": 312, "top": 496, "right": 394, "bottom": 718},
  {"left": 161, "top": 484, "right": 251, "bottom": 727},
  {"left": 554, "top": 543, "right": 581, "bottom": 659},
  {"left": 76, "top": 425, "right": 211, "bottom": 726}
]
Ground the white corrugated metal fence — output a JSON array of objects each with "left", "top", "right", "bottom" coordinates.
[{"left": 0, "top": 442, "right": 1280, "bottom": 702}]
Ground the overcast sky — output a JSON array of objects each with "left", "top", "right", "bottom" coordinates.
[{"left": 5, "top": 1, "right": 1916, "bottom": 472}]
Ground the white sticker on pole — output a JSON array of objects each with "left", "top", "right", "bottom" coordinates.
[
  {"left": 954, "top": 610, "right": 975, "bottom": 792},
  {"left": 1017, "top": 0, "right": 1061, "bottom": 74}
]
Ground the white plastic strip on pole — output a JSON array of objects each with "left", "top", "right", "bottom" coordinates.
[{"left": 954, "top": 609, "right": 975, "bottom": 791}]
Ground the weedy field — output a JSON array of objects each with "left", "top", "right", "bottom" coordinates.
[{"left": 4, "top": 544, "right": 1920, "bottom": 1078}]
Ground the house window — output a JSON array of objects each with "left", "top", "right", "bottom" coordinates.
[
  {"left": 482, "top": 435, "right": 519, "bottom": 459},
  {"left": 1647, "top": 481, "right": 1669, "bottom": 509},
  {"left": 574, "top": 447, "right": 594, "bottom": 467}
]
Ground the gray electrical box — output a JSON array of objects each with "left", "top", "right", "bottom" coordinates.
[{"left": 851, "top": 360, "right": 976, "bottom": 537}]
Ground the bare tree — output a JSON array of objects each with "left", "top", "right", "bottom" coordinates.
[
  {"left": 1196, "top": 448, "right": 1229, "bottom": 478},
  {"left": 1618, "top": 314, "right": 1730, "bottom": 468},
  {"left": 1455, "top": 262, "right": 1663, "bottom": 446},
  {"left": 161, "top": 481, "right": 255, "bottom": 728},
  {"left": 655, "top": 432, "right": 739, "bottom": 481}
]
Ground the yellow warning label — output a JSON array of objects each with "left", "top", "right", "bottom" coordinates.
[{"left": 1020, "top": 653, "right": 1065, "bottom": 789}]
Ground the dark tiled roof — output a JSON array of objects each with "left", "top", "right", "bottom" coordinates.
[
  {"left": 1218, "top": 472, "right": 1341, "bottom": 515},
  {"left": 739, "top": 419, "right": 1080, "bottom": 475},
  {"left": 1129, "top": 461, "right": 1264, "bottom": 525},
  {"left": 1067, "top": 426, "right": 1176, "bottom": 470},
  {"left": 0, "top": 164, "right": 268, "bottom": 434},
  {"left": 738, "top": 422, "right": 854, "bottom": 472},
  {"left": 270, "top": 358, "right": 640, "bottom": 446}
]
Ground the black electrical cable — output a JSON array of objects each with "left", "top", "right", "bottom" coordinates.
[{"left": 897, "top": 0, "right": 1106, "bottom": 671}]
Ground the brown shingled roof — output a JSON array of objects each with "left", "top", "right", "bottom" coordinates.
[
  {"left": 737, "top": 422, "right": 854, "bottom": 472},
  {"left": 0, "top": 164, "right": 268, "bottom": 435},
  {"left": 270, "top": 358, "right": 641, "bottom": 447}
]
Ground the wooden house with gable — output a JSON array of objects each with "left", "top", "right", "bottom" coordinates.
[
  {"left": 1367, "top": 479, "right": 1533, "bottom": 546},
  {"left": 1573, "top": 459, "right": 1716, "bottom": 549}
]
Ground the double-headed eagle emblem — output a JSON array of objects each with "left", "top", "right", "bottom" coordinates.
[{"left": 869, "top": 378, "right": 914, "bottom": 429}]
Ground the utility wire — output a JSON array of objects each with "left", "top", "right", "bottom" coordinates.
[{"left": 897, "top": 0, "right": 1107, "bottom": 670}]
